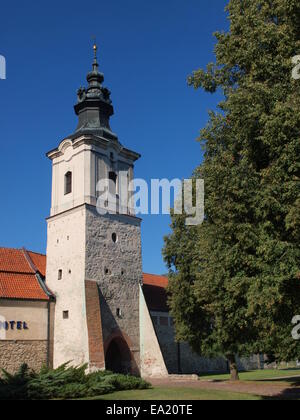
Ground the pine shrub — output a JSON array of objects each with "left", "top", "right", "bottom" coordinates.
[{"left": 0, "top": 363, "right": 151, "bottom": 400}]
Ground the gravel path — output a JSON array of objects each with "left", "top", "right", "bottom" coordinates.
[{"left": 147, "top": 377, "right": 300, "bottom": 399}]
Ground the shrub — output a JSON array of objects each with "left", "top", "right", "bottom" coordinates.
[
  {"left": 97, "top": 374, "right": 151, "bottom": 391},
  {"left": 0, "top": 363, "right": 151, "bottom": 400},
  {"left": 0, "top": 363, "right": 34, "bottom": 400}
]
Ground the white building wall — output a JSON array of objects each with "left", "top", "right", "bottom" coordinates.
[
  {"left": 50, "top": 141, "right": 86, "bottom": 216},
  {"left": 46, "top": 205, "right": 89, "bottom": 368},
  {"left": 139, "top": 286, "right": 168, "bottom": 378},
  {"left": 50, "top": 139, "right": 133, "bottom": 217}
]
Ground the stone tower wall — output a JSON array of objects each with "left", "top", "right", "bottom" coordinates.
[{"left": 85, "top": 206, "right": 142, "bottom": 374}]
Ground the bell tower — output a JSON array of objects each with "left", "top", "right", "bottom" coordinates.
[{"left": 46, "top": 45, "right": 142, "bottom": 374}]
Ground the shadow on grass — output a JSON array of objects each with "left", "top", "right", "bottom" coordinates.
[
  {"left": 258, "top": 378, "right": 300, "bottom": 400},
  {"left": 262, "top": 390, "right": 300, "bottom": 400},
  {"left": 205, "top": 377, "right": 300, "bottom": 384},
  {"left": 258, "top": 377, "right": 300, "bottom": 385},
  {"left": 199, "top": 373, "right": 300, "bottom": 400}
]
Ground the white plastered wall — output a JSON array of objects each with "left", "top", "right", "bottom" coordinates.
[
  {"left": 139, "top": 285, "right": 168, "bottom": 378},
  {"left": 46, "top": 205, "right": 89, "bottom": 368},
  {"left": 50, "top": 139, "right": 133, "bottom": 217},
  {"left": 51, "top": 141, "right": 88, "bottom": 216}
]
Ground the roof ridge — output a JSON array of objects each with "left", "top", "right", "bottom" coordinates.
[
  {"left": 0, "top": 247, "right": 45, "bottom": 256},
  {"left": 22, "top": 247, "right": 38, "bottom": 274},
  {"left": 27, "top": 250, "right": 46, "bottom": 257}
]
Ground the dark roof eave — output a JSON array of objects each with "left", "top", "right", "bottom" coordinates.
[
  {"left": 0, "top": 296, "right": 50, "bottom": 302},
  {"left": 36, "top": 273, "right": 55, "bottom": 301}
]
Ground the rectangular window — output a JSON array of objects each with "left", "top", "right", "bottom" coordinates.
[
  {"left": 63, "top": 311, "right": 69, "bottom": 319},
  {"left": 64, "top": 172, "right": 72, "bottom": 195},
  {"left": 58, "top": 269, "right": 62, "bottom": 280},
  {"left": 108, "top": 171, "right": 117, "bottom": 195}
]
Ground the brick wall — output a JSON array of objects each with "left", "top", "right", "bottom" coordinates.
[{"left": 85, "top": 280, "right": 105, "bottom": 370}]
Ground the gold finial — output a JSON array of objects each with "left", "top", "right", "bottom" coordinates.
[{"left": 92, "top": 36, "right": 98, "bottom": 59}]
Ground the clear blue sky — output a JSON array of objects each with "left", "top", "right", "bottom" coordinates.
[{"left": 0, "top": 0, "right": 228, "bottom": 274}]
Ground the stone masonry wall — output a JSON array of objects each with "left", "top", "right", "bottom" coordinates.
[
  {"left": 152, "top": 312, "right": 262, "bottom": 374},
  {"left": 85, "top": 207, "right": 142, "bottom": 374},
  {"left": 152, "top": 315, "right": 227, "bottom": 374},
  {"left": 0, "top": 341, "right": 47, "bottom": 374}
]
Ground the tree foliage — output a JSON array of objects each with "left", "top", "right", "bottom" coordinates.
[{"left": 163, "top": 0, "right": 300, "bottom": 375}]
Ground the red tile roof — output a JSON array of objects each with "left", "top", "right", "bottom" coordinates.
[
  {"left": 0, "top": 272, "right": 49, "bottom": 300},
  {"left": 27, "top": 251, "right": 46, "bottom": 277},
  {"left": 142, "top": 273, "right": 169, "bottom": 313},
  {"left": 0, "top": 248, "right": 50, "bottom": 301},
  {"left": 0, "top": 248, "right": 35, "bottom": 274},
  {"left": 143, "top": 273, "right": 168, "bottom": 288}
]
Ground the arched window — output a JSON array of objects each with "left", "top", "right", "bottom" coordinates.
[{"left": 64, "top": 171, "right": 72, "bottom": 195}]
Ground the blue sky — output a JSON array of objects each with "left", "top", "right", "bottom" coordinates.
[{"left": 0, "top": 0, "right": 228, "bottom": 274}]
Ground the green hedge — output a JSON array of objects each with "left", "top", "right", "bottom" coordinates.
[{"left": 0, "top": 363, "right": 151, "bottom": 400}]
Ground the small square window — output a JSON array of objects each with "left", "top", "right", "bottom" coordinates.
[
  {"left": 58, "top": 270, "right": 62, "bottom": 280},
  {"left": 63, "top": 311, "right": 69, "bottom": 319}
]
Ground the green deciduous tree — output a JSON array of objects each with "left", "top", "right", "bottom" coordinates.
[{"left": 163, "top": 0, "right": 300, "bottom": 380}]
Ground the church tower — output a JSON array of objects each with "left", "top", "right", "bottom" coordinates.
[{"left": 46, "top": 45, "right": 142, "bottom": 374}]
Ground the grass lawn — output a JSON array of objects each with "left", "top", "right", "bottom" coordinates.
[
  {"left": 85, "top": 387, "right": 261, "bottom": 401},
  {"left": 199, "top": 368, "right": 300, "bottom": 382},
  {"left": 75, "top": 369, "right": 300, "bottom": 401}
]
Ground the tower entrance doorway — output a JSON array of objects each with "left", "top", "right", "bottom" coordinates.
[{"left": 105, "top": 336, "right": 132, "bottom": 374}]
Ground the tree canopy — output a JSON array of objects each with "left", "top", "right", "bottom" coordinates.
[{"left": 163, "top": 0, "right": 300, "bottom": 380}]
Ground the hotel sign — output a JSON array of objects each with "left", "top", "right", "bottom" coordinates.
[{"left": 0, "top": 321, "right": 29, "bottom": 331}]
